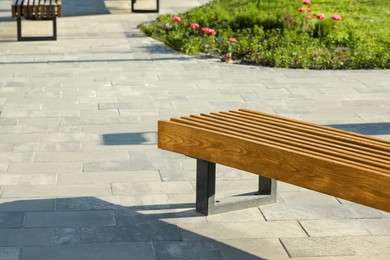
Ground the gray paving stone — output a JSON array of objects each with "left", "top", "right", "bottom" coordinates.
[
  {"left": 0, "top": 198, "right": 55, "bottom": 212},
  {"left": 0, "top": 212, "right": 25, "bottom": 227},
  {"left": 54, "top": 223, "right": 182, "bottom": 245},
  {"left": 179, "top": 221, "right": 307, "bottom": 240},
  {"left": 260, "top": 203, "right": 383, "bottom": 221},
  {"left": 83, "top": 159, "right": 182, "bottom": 172},
  {"left": 218, "top": 238, "right": 290, "bottom": 259},
  {"left": 21, "top": 243, "right": 156, "bottom": 260},
  {"left": 57, "top": 170, "right": 161, "bottom": 184},
  {"left": 12, "top": 142, "right": 82, "bottom": 152},
  {"left": 206, "top": 208, "right": 265, "bottom": 223},
  {"left": 153, "top": 241, "right": 223, "bottom": 260},
  {"left": 0, "top": 144, "right": 13, "bottom": 152},
  {"left": 0, "top": 174, "right": 56, "bottom": 185},
  {"left": 112, "top": 181, "right": 193, "bottom": 196},
  {"left": 299, "top": 219, "right": 371, "bottom": 236},
  {"left": 0, "top": 247, "right": 20, "bottom": 260},
  {"left": 7, "top": 162, "right": 82, "bottom": 173},
  {"left": 0, "top": 134, "right": 37, "bottom": 144},
  {"left": 0, "top": 163, "right": 8, "bottom": 173},
  {"left": 25, "top": 210, "right": 115, "bottom": 227},
  {"left": 281, "top": 237, "right": 354, "bottom": 258},
  {"left": 278, "top": 191, "right": 341, "bottom": 206},
  {"left": 1, "top": 184, "right": 111, "bottom": 198},
  {"left": 347, "top": 235, "right": 390, "bottom": 255},
  {"left": 0, "top": 227, "right": 54, "bottom": 246},
  {"left": 34, "top": 150, "right": 129, "bottom": 162},
  {"left": 358, "top": 218, "right": 390, "bottom": 235}
]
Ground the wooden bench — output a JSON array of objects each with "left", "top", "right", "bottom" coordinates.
[
  {"left": 131, "top": 0, "right": 159, "bottom": 13},
  {"left": 158, "top": 109, "right": 390, "bottom": 215},
  {"left": 11, "top": 0, "right": 62, "bottom": 41}
]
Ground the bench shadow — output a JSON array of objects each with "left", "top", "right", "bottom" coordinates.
[
  {"left": 327, "top": 122, "right": 390, "bottom": 136},
  {"left": 0, "top": 197, "right": 268, "bottom": 259},
  {"left": 102, "top": 132, "right": 157, "bottom": 145}
]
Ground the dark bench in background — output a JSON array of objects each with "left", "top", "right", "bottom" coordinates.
[
  {"left": 158, "top": 109, "right": 390, "bottom": 215},
  {"left": 11, "top": 0, "right": 62, "bottom": 41}
]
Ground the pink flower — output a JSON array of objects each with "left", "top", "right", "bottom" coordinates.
[
  {"left": 190, "top": 23, "right": 199, "bottom": 30},
  {"left": 306, "top": 15, "right": 311, "bottom": 19},
  {"left": 307, "top": 8, "right": 312, "bottom": 12},
  {"left": 333, "top": 25, "right": 338, "bottom": 29},
  {"left": 201, "top": 27, "right": 210, "bottom": 34},
  {"left": 208, "top": 29, "right": 217, "bottom": 36},
  {"left": 332, "top": 14, "right": 342, "bottom": 21},
  {"left": 316, "top": 13, "right": 326, "bottom": 20},
  {"left": 302, "top": 0, "right": 311, "bottom": 5},
  {"left": 229, "top": 38, "right": 237, "bottom": 43},
  {"left": 298, "top": 7, "right": 306, "bottom": 12},
  {"left": 172, "top": 16, "right": 181, "bottom": 23}
]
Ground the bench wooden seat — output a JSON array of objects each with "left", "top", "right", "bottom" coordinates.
[
  {"left": 158, "top": 109, "right": 390, "bottom": 215},
  {"left": 11, "top": 0, "right": 62, "bottom": 41}
]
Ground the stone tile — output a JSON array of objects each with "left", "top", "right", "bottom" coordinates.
[
  {"left": 0, "top": 228, "right": 54, "bottom": 246},
  {"left": 0, "top": 212, "right": 25, "bottom": 227},
  {"left": 0, "top": 134, "right": 37, "bottom": 144},
  {"left": 347, "top": 235, "right": 390, "bottom": 255},
  {"left": 21, "top": 243, "right": 155, "bottom": 260},
  {"left": 0, "top": 144, "right": 12, "bottom": 152},
  {"left": 358, "top": 218, "right": 390, "bottom": 235},
  {"left": 83, "top": 159, "right": 182, "bottom": 172},
  {"left": 218, "top": 238, "right": 289, "bottom": 260},
  {"left": 0, "top": 198, "right": 55, "bottom": 212},
  {"left": 112, "top": 181, "right": 193, "bottom": 196},
  {"left": 25, "top": 210, "right": 115, "bottom": 227},
  {"left": 0, "top": 163, "right": 8, "bottom": 173},
  {"left": 12, "top": 142, "right": 82, "bottom": 152},
  {"left": 18, "top": 117, "right": 60, "bottom": 126},
  {"left": 0, "top": 152, "right": 34, "bottom": 163},
  {"left": 34, "top": 150, "right": 129, "bottom": 162},
  {"left": 0, "top": 247, "right": 20, "bottom": 260},
  {"left": 179, "top": 221, "right": 306, "bottom": 241},
  {"left": 57, "top": 170, "right": 161, "bottom": 184},
  {"left": 299, "top": 219, "right": 371, "bottom": 236},
  {"left": 7, "top": 162, "right": 82, "bottom": 173},
  {"left": 281, "top": 237, "right": 354, "bottom": 258},
  {"left": 1, "top": 184, "right": 111, "bottom": 198},
  {"left": 278, "top": 191, "right": 340, "bottom": 206},
  {"left": 260, "top": 203, "right": 383, "bottom": 221},
  {"left": 153, "top": 241, "right": 223, "bottom": 260},
  {"left": 56, "top": 195, "right": 170, "bottom": 211},
  {"left": 0, "top": 174, "right": 56, "bottom": 185},
  {"left": 206, "top": 208, "right": 265, "bottom": 223},
  {"left": 54, "top": 223, "right": 182, "bottom": 245}
]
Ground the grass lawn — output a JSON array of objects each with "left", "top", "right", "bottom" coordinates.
[{"left": 138, "top": 0, "right": 390, "bottom": 69}]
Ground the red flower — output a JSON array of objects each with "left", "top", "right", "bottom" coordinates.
[
  {"left": 333, "top": 25, "right": 338, "bottom": 29},
  {"left": 229, "top": 38, "right": 237, "bottom": 43},
  {"left": 307, "top": 8, "right": 312, "bottom": 12},
  {"left": 316, "top": 13, "right": 325, "bottom": 20},
  {"left": 298, "top": 7, "right": 306, "bottom": 12},
  {"left": 208, "top": 29, "right": 217, "bottom": 36},
  {"left": 306, "top": 15, "right": 311, "bottom": 19},
  {"left": 201, "top": 28, "right": 210, "bottom": 34},
  {"left": 332, "top": 14, "right": 342, "bottom": 21},
  {"left": 302, "top": 0, "right": 311, "bottom": 5},
  {"left": 190, "top": 23, "right": 199, "bottom": 30},
  {"left": 172, "top": 16, "right": 181, "bottom": 23}
]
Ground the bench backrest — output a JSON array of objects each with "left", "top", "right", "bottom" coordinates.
[
  {"left": 12, "top": 0, "right": 62, "bottom": 18},
  {"left": 158, "top": 109, "right": 390, "bottom": 212}
]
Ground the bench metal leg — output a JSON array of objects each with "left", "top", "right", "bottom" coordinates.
[
  {"left": 131, "top": 0, "right": 159, "bottom": 13},
  {"left": 196, "top": 159, "right": 277, "bottom": 215},
  {"left": 17, "top": 17, "right": 57, "bottom": 41}
]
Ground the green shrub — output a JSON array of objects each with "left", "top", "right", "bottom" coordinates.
[{"left": 138, "top": 0, "right": 390, "bottom": 69}]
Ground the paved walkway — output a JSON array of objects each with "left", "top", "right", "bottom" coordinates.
[{"left": 1, "top": 0, "right": 390, "bottom": 259}]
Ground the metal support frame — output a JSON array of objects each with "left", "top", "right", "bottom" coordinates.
[
  {"left": 196, "top": 159, "right": 277, "bottom": 215},
  {"left": 131, "top": 0, "right": 159, "bottom": 13},
  {"left": 17, "top": 16, "right": 57, "bottom": 41}
]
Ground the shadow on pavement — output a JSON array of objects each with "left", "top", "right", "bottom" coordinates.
[
  {"left": 0, "top": 197, "right": 268, "bottom": 259},
  {"left": 327, "top": 122, "right": 390, "bottom": 136}
]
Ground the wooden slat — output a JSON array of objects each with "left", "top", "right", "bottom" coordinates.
[
  {"left": 171, "top": 116, "right": 390, "bottom": 174},
  {"left": 239, "top": 109, "right": 390, "bottom": 149},
  {"left": 57, "top": 0, "right": 62, "bottom": 17},
  {"left": 202, "top": 112, "right": 390, "bottom": 160},
  {"left": 158, "top": 120, "right": 390, "bottom": 212}
]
